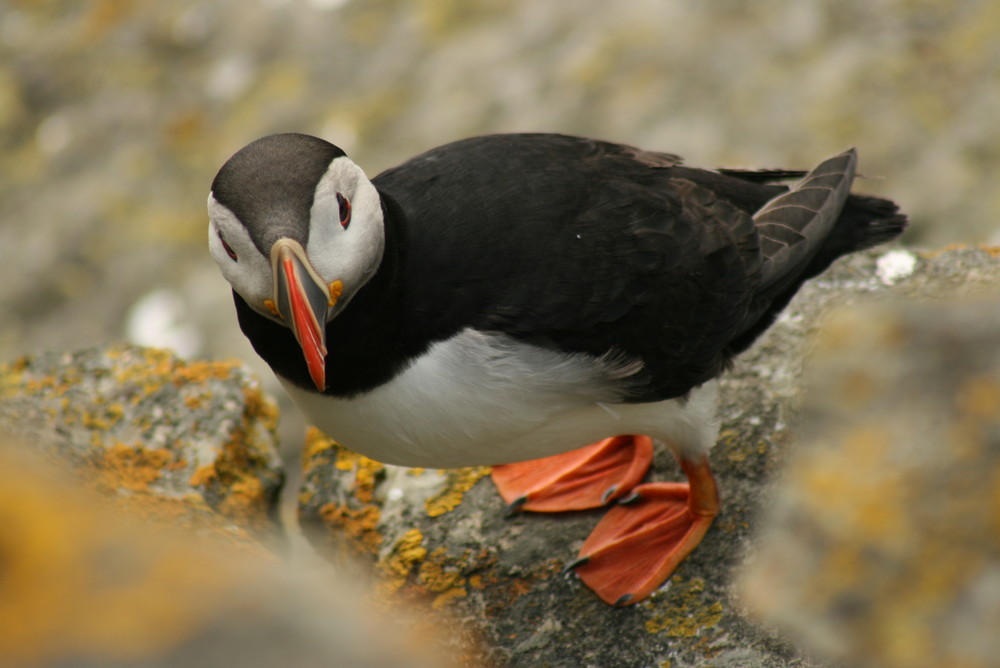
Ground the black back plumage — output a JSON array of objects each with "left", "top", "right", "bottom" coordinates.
[{"left": 232, "top": 133, "right": 907, "bottom": 400}]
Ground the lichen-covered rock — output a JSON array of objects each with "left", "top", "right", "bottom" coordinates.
[
  {"left": 0, "top": 445, "right": 456, "bottom": 668},
  {"left": 297, "top": 246, "right": 1000, "bottom": 667},
  {"left": 0, "top": 344, "right": 284, "bottom": 543},
  {"left": 741, "top": 297, "right": 1000, "bottom": 668}
]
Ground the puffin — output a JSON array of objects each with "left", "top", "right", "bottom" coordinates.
[{"left": 208, "top": 133, "right": 906, "bottom": 605}]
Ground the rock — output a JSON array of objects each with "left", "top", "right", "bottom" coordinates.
[
  {"left": 0, "top": 344, "right": 285, "bottom": 544},
  {"left": 0, "top": 345, "right": 460, "bottom": 667},
  {"left": 741, "top": 296, "right": 1000, "bottom": 668},
  {"left": 297, "top": 246, "right": 1000, "bottom": 667},
  {"left": 0, "top": 444, "right": 457, "bottom": 668}
]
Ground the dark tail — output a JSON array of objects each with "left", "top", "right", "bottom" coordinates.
[
  {"left": 800, "top": 191, "right": 908, "bottom": 282},
  {"left": 725, "top": 156, "right": 908, "bottom": 356}
]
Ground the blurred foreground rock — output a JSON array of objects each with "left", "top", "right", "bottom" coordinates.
[
  {"left": 0, "top": 347, "right": 456, "bottom": 668},
  {"left": 742, "top": 297, "right": 1000, "bottom": 668},
  {"left": 0, "top": 445, "right": 456, "bottom": 668},
  {"left": 298, "top": 246, "right": 1000, "bottom": 667}
]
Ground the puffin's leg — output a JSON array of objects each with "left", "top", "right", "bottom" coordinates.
[
  {"left": 491, "top": 435, "right": 653, "bottom": 513},
  {"left": 568, "top": 455, "right": 719, "bottom": 606}
]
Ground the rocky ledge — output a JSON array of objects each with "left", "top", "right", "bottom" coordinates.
[{"left": 2, "top": 246, "right": 1000, "bottom": 667}]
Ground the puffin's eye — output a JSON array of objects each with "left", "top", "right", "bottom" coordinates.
[
  {"left": 336, "top": 192, "right": 351, "bottom": 229},
  {"left": 219, "top": 232, "right": 237, "bottom": 261}
]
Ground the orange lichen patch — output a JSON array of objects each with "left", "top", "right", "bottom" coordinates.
[
  {"left": 0, "top": 361, "right": 27, "bottom": 399},
  {"left": 918, "top": 243, "right": 970, "bottom": 259},
  {"left": 377, "top": 529, "right": 428, "bottom": 598},
  {"left": 375, "top": 536, "right": 481, "bottom": 611},
  {"left": 417, "top": 547, "right": 469, "bottom": 608},
  {"left": 303, "top": 430, "right": 389, "bottom": 558},
  {"left": 103, "top": 346, "right": 242, "bottom": 405},
  {"left": 303, "top": 426, "right": 338, "bottom": 463},
  {"left": 319, "top": 502, "right": 383, "bottom": 556},
  {"left": 430, "top": 587, "right": 468, "bottom": 610},
  {"left": 643, "top": 577, "right": 724, "bottom": 638},
  {"left": 78, "top": 400, "right": 125, "bottom": 430},
  {"left": 188, "top": 464, "right": 217, "bottom": 487},
  {"left": 193, "top": 439, "right": 276, "bottom": 535},
  {"left": 978, "top": 244, "right": 1000, "bottom": 257},
  {"left": 216, "top": 475, "right": 267, "bottom": 528},
  {"left": 241, "top": 383, "right": 279, "bottom": 433},
  {"left": 171, "top": 359, "right": 240, "bottom": 384},
  {"left": 305, "top": 429, "right": 385, "bottom": 504},
  {"left": 183, "top": 394, "right": 204, "bottom": 410},
  {"left": 85, "top": 442, "right": 174, "bottom": 493},
  {"left": 424, "top": 466, "right": 490, "bottom": 517}
]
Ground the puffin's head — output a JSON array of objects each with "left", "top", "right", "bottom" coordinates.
[{"left": 208, "top": 133, "right": 384, "bottom": 391}]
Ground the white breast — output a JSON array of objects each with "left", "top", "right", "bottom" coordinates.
[{"left": 279, "top": 329, "right": 720, "bottom": 468}]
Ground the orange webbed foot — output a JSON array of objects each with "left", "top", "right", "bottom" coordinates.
[
  {"left": 568, "top": 456, "right": 719, "bottom": 605},
  {"left": 491, "top": 435, "right": 653, "bottom": 514}
]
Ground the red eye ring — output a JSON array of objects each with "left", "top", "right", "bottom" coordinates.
[
  {"left": 219, "top": 233, "right": 237, "bottom": 261},
  {"left": 336, "top": 192, "right": 351, "bottom": 229}
]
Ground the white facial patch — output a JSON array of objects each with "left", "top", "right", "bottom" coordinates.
[
  {"left": 207, "top": 194, "right": 278, "bottom": 321},
  {"left": 305, "top": 156, "right": 385, "bottom": 317}
]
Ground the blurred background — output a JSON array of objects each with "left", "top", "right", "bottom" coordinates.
[{"left": 1, "top": 0, "right": 998, "bottom": 417}]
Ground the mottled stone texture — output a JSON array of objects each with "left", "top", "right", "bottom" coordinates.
[
  {"left": 0, "top": 347, "right": 454, "bottom": 668},
  {"left": 0, "top": 344, "right": 285, "bottom": 543},
  {"left": 298, "top": 246, "right": 1000, "bottom": 667},
  {"left": 742, "top": 298, "right": 1000, "bottom": 668}
]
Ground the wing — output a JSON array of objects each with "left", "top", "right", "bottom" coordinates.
[{"left": 375, "top": 134, "right": 767, "bottom": 401}]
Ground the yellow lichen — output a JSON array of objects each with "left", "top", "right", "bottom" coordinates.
[
  {"left": 424, "top": 466, "right": 491, "bottom": 517},
  {"left": 303, "top": 426, "right": 338, "bottom": 463},
  {"left": 319, "top": 502, "right": 383, "bottom": 555},
  {"left": 188, "top": 464, "right": 216, "bottom": 487},
  {"left": 377, "top": 529, "right": 428, "bottom": 597},
  {"left": 431, "top": 587, "right": 468, "bottom": 610},
  {"left": 643, "top": 577, "right": 724, "bottom": 638},
  {"left": 87, "top": 443, "right": 173, "bottom": 493},
  {"left": 305, "top": 430, "right": 384, "bottom": 504}
]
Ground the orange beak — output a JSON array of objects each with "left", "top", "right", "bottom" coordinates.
[{"left": 271, "top": 239, "right": 331, "bottom": 391}]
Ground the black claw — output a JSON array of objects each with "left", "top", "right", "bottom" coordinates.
[
  {"left": 563, "top": 555, "right": 590, "bottom": 574},
  {"left": 504, "top": 495, "right": 528, "bottom": 517},
  {"left": 614, "top": 593, "right": 634, "bottom": 607},
  {"left": 601, "top": 484, "right": 619, "bottom": 504},
  {"left": 617, "top": 491, "right": 642, "bottom": 505}
]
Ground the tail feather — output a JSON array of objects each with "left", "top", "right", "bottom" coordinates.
[
  {"left": 754, "top": 148, "right": 857, "bottom": 289},
  {"left": 725, "top": 151, "right": 908, "bottom": 356}
]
